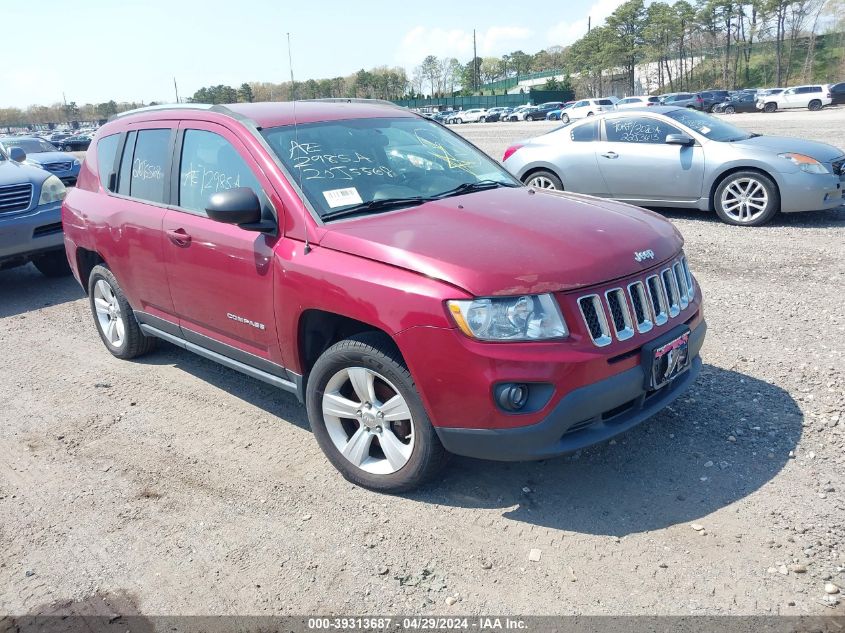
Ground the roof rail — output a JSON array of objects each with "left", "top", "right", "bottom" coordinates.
[
  {"left": 108, "top": 103, "right": 239, "bottom": 122},
  {"left": 303, "top": 98, "right": 405, "bottom": 109}
]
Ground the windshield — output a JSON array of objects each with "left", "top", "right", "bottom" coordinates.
[
  {"left": 261, "top": 116, "right": 519, "bottom": 220},
  {"left": 1, "top": 138, "right": 59, "bottom": 153},
  {"left": 664, "top": 109, "right": 752, "bottom": 142}
]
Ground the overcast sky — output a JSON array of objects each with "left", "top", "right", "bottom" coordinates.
[{"left": 0, "top": 0, "right": 626, "bottom": 108}]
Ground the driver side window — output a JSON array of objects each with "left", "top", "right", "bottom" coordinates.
[
  {"left": 605, "top": 117, "right": 682, "bottom": 144},
  {"left": 178, "top": 130, "right": 262, "bottom": 215}
]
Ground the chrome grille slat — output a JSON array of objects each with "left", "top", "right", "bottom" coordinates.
[
  {"left": 576, "top": 255, "right": 695, "bottom": 347},
  {"left": 681, "top": 256, "right": 694, "bottom": 301},
  {"left": 646, "top": 274, "right": 668, "bottom": 326},
  {"left": 661, "top": 268, "right": 680, "bottom": 317},
  {"left": 0, "top": 184, "right": 33, "bottom": 213},
  {"left": 605, "top": 288, "right": 634, "bottom": 341},
  {"left": 627, "top": 281, "right": 653, "bottom": 333},
  {"left": 673, "top": 262, "right": 689, "bottom": 309},
  {"left": 578, "top": 294, "right": 612, "bottom": 347}
]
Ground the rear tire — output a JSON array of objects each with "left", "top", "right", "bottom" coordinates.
[
  {"left": 764, "top": 102, "right": 777, "bottom": 113},
  {"left": 88, "top": 264, "right": 156, "bottom": 359},
  {"left": 714, "top": 170, "right": 779, "bottom": 227},
  {"left": 524, "top": 170, "right": 563, "bottom": 191},
  {"left": 808, "top": 99, "right": 822, "bottom": 111},
  {"left": 306, "top": 333, "right": 448, "bottom": 493},
  {"left": 32, "top": 251, "right": 71, "bottom": 277}
]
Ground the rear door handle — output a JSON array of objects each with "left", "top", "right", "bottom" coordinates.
[
  {"left": 601, "top": 151, "right": 619, "bottom": 159},
  {"left": 166, "top": 228, "right": 192, "bottom": 247}
]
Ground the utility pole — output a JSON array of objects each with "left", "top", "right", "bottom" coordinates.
[
  {"left": 588, "top": 16, "right": 591, "bottom": 33},
  {"left": 62, "top": 92, "right": 68, "bottom": 124},
  {"left": 173, "top": 77, "right": 180, "bottom": 104},
  {"left": 473, "top": 29, "right": 478, "bottom": 92}
]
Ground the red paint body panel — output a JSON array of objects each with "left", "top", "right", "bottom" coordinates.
[
  {"left": 320, "top": 187, "right": 684, "bottom": 297},
  {"left": 62, "top": 102, "right": 705, "bottom": 437}
]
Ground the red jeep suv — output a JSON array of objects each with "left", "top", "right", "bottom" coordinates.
[{"left": 62, "top": 101, "right": 706, "bottom": 492}]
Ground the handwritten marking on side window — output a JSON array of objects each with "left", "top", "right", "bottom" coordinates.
[
  {"left": 132, "top": 158, "right": 163, "bottom": 181},
  {"left": 612, "top": 120, "right": 664, "bottom": 143},
  {"left": 181, "top": 162, "right": 244, "bottom": 194}
]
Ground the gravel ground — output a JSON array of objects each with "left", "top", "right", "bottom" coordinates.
[{"left": 1, "top": 108, "right": 844, "bottom": 618}]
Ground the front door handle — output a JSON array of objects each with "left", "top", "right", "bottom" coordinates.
[
  {"left": 166, "top": 228, "right": 192, "bottom": 247},
  {"left": 601, "top": 151, "right": 619, "bottom": 159}
]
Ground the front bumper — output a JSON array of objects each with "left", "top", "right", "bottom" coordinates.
[
  {"left": 778, "top": 170, "right": 844, "bottom": 213},
  {"left": 0, "top": 201, "right": 64, "bottom": 264},
  {"left": 435, "top": 320, "right": 706, "bottom": 461}
]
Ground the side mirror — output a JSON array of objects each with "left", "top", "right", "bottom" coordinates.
[
  {"left": 206, "top": 187, "right": 262, "bottom": 225},
  {"left": 205, "top": 187, "right": 276, "bottom": 233},
  {"left": 665, "top": 134, "right": 695, "bottom": 147},
  {"left": 10, "top": 147, "right": 26, "bottom": 162}
]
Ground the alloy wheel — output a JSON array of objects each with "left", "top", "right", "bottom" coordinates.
[
  {"left": 321, "top": 367, "right": 415, "bottom": 474},
  {"left": 527, "top": 175, "right": 558, "bottom": 190},
  {"left": 720, "top": 177, "right": 769, "bottom": 223},
  {"left": 93, "top": 279, "right": 125, "bottom": 348}
]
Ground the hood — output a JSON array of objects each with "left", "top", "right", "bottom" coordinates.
[
  {"left": 25, "top": 151, "right": 76, "bottom": 165},
  {"left": 319, "top": 187, "right": 683, "bottom": 297},
  {"left": 730, "top": 135, "right": 844, "bottom": 162},
  {"left": 0, "top": 159, "right": 51, "bottom": 187}
]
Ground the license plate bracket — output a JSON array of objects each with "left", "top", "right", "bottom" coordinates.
[{"left": 641, "top": 327, "right": 691, "bottom": 391}]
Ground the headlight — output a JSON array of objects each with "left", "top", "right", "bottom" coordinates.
[
  {"left": 39, "top": 175, "right": 67, "bottom": 205},
  {"left": 778, "top": 153, "right": 829, "bottom": 174},
  {"left": 447, "top": 294, "right": 568, "bottom": 341},
  {"left": 73, "top": 158, "right": 80, "bottom": 166}
]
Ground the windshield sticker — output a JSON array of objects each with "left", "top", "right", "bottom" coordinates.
[
  {"left": 699, "top": 126, "right": 711, "bottom": 135},
  {"left": 323, "top": 187, "right": 363, "bottom": 208}
]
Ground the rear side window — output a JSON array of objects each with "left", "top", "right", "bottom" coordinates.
[
  {"left": 571, "top": 121, "right": 598, "bottom": 142},
  {"left": 129, "top": 129, "right": 171, "bottom": 203},
  {"left": 96, "top": 134, "right": 119, "bottom": 191},
  {"left": 597, "top": 99, "right": 613, "bottom": 106},
  {"left": 178, "top": 129, "right": 262, "bottom": 214},
  {"left": 117, "top": 131, "right": 137, "bottom": 196}
]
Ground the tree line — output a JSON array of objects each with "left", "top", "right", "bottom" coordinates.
[{"left": 2, "top": 0, "right": 842, "bottom": 128}]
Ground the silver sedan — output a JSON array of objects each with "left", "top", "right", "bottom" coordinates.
[{"left": 502, "top": 106, "right": 845, "bottom": 226}]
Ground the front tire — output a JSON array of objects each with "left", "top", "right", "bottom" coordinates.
[
  {"left": 306, "top": 333, "right": 448, "bottom": 493},
  {"left": 764, "top": 102, "right": 777, "bottom": 113},
  {"left": 561, "top": 113, "right": 570, "bottom": 124},
  {"left": 724, "top": 105, "right": 736, "bottom": 114},
  {"left": 524, "top": 170, "right": 563, "bottom": 191},
  {"left": 88, "top": 264, "right": 156, "bottom": 359},
  {"left": 32, "top": 251, "right": 71, "bottom": 277},
  {"left": 714, "top": 171, "right": 779, "bottom": 226}
]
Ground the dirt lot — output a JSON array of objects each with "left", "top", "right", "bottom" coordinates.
[{"left": 1, "top": 108, "right": 844, "bottom": 618}]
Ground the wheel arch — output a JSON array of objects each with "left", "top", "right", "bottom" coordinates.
[
  {"left": 519, "top": 164, "right": 565, "bottom": 189},
  {"left": 708, "top": 165, "right": 782, "bottom": 212},
  {"left": 297, "top": 309, "right": 403, "bottom": 378},
  {"left": 75, "top": 246, "right": 106, "bottom": 295}
]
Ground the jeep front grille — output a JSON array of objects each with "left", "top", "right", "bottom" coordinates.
[
  {"left": 576, "top": 256, "right": 695, "bottom": 347},
  {"left": 0, "top": 183, "right": 33, "bottom": 214}
]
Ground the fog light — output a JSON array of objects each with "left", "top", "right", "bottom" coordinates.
[{"left": 496, "top": 383, "right": 529, "bottom": 411}]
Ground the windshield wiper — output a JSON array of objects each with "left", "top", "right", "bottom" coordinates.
[
  {"left": 432, "top": 179, "right": 518, "bottom": 200},
  {"left": 320, "top": 196, "right": 430, "bottom": 222}
]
